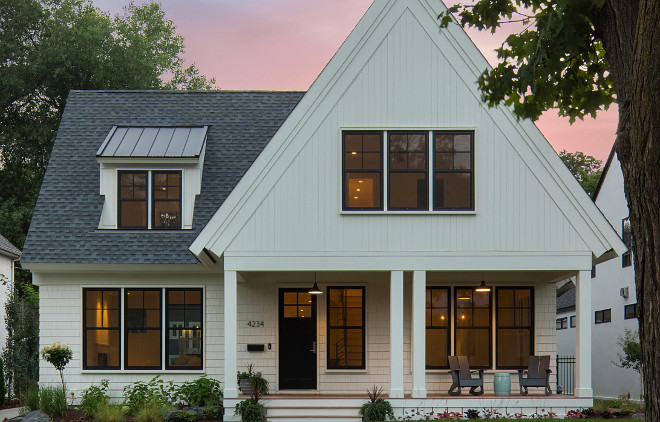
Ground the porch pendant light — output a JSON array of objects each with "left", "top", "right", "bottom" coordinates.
[
  {"left": 475, "top": 280, "right": 491, "bottom": 292},
  {"left": 309, "top": 272, "right": 323, "bottom": 295}
]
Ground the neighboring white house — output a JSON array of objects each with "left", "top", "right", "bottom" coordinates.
[
  {"left": 555, "top": 149, "right": 642, "bottom": 400},
  {"left": 22, "top": 0, "right": 627, "bottom": 420},
  {"left": 0, "top": 234, "right": 21, "bottom": 352}
]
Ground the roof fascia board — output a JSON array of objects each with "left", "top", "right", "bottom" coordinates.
[
  {"left": 23, "top": 262, "right": 213, "bottom": 274},
  {"left": 592, "top": 145, "right": 616, "bottom": 201}
]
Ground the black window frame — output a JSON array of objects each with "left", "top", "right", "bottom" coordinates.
[
  {"left": 622, "top": 251, "right": 632, "bottom": 268},
  {"left": 454, "top": 287, "right": 492, "bottom": 369},
  {"left": 342, "top": 131, "right": 384, "bottom": 211},
  {"left": 83, "top": 288, "right": 121, "bottom": 370},
  {"left": 433, "top": 131, "right": 475, "bottom": 211},
  {"left": 425, "top": 286, "right": 451, "bottom": 369},
  {"left": 591, "top": 264, "right": 596, "bottom": 278},
  {"left": 117, "top": 171, "right": 149, "bottom": 229},
  {"left": 151, "top": 170, "right": 183, "bottom": 230},
  {"left": 387, "top": 131, "right": 429, "bottom": 211},
  {"left": 556, "top": 317, "right": 568, "bottom": 330},
  {"left": 326, "top": 286, "right": 366, "bottom": 370},
  {"left": 570, "top": 315, "right": 576, "bottom": 328},
  {"left": 165, "top": 288, "right": 203, "bottom": 370},
  {"left": 495, "top": 286, "right": 534, "bottom": 369},
  {"left": 595, "top": 308, "right": 612, "bottom": 324},
  {"left": 124, "top": 288, "right": 162, "bottom": 370},
  {"left": 622, "top": 217, "right": 632, "bottom": 267},
  {"left": 624, "top": 303, "right": 638, "bottom": 320}
]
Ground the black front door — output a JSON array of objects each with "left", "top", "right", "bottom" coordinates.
[{"left": 279, "top": 288, "right": 317, "bottom": 389}]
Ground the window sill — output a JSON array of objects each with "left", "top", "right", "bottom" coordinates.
[
  {"left": 81, "top": 369, "right": 206, "bottom": 375},
  {"left": 340, "top": 211, "right": 477, "bottom": 215},
  {"left": 323, "top": 369, "right": 368, "bottom": 374}
]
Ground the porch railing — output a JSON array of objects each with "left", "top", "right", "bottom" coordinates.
[{"left": 556, "top": 355, "right": 575, "bottom": 395}]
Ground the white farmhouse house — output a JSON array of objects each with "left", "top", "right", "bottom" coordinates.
[
  {"left": 555, "top": 148, "right": 642, "bottom": 400},
  {"left": 0, "top": 234, "right": 21, "bottom": 352},
  {"left": 22, "top": 0, "right": 627, "bottom": 419}
]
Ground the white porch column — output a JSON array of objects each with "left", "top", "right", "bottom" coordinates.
[
  {"left": 390, "top": 270, "right": 404, "bottom": 398},
  {"left": 411, "top": 270, "right": 427, "bottom": 398},
  {"left": 575, "top": 270, "right": 593, "bottom": 398},
  {"left": 224, "top": 270, "right": 238, "bottom": 398}
]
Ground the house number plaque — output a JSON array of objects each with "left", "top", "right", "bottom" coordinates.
[{"left": 247, "top": 320, "right": 264, "bottom": 327}]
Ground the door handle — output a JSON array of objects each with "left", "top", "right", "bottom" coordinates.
[{"left": 309, "top": 341, "right": 317, "bottom": 354}]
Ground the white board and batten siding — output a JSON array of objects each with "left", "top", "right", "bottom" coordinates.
[
  {"left": 35, "top": 272, "right": 223, "bottom": 401},
  {"left": 222, "top": 5, "right": 590, "bottom": 261}
]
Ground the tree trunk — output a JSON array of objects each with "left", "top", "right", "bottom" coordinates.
[{"left": 593, "top": 1, "right": 660, "bottom": 421}]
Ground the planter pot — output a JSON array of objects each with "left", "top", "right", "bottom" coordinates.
[{"left": 239, "top": 378, "right": 255, "bottom": 396}]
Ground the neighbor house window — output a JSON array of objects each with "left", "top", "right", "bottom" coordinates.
[
  {"left": 388, "top": 132, "right": 428, "bottom": 210},
  {"left": 125, "top": 289, "right": 162, "bottom": 370},
  {"left": 570, "top": 315, "right": 576, "bottom": 328},
  {"left": 166, "top": 289, "right": 203, "bottom": 369},
  {"left": 118, "top": 171, "right": 148, "bottom": 228},
  {"left": 556, "top": 317, "right": 567, "bottom": 330},
  {"left": 591, "top": 265, "right": 596, "bottom": 278},
  {"left": 622, "top": 217, "right": 632, "bottom": 267},
  {"left": 595, "top": 308, "right": 611, "bottom": 324},
  {"left": 83, "top": 289, "right": 121, "bottom": 369},
  {"left": 327, "top": 287, "right": 365, "bottom": 369},
  {"left": 455, "top": 288, "right": 491, "bottom": 368},
  {"left": 426, "top": 287, "right": 450, "bottom": 369},
  {"left": 433, "top": 132, "right": 473, "bottom": 210},
  {"left": 624, "top": 303, "right": 638, "bottom": 320},
  {"left": 343, "top": 132, "right": 383, "bottom": 210},
  {"left": 496, "top": 287, "right": 533, "bottom": 369}
]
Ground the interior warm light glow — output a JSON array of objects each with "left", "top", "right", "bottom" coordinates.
[
  {"left": 354, "top": 196, "right": 358, "bottom": 199},
  {"left": 441, "top": 315, "right": 445, "bottom": 320},
  {"left": 351, "top": 151, "right": 357, "bottom": 155},
  {"left": 358, "top": 180, "right": 363, "bottom": 183},
  {"left": 356, "top": 189, "right": 360, "bottom": 192},
  {"left": 475, "top": 280, "right": 491, "bottom": 292},
  {"left": 461, "top": 315, "right": 465, "bottom": 320}
]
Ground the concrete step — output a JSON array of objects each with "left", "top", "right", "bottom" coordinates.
[{"left": 267, "top": 406, "right": 360, "bottom": 418}]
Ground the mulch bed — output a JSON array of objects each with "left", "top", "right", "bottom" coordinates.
[
  {"left": 51, "top": 409, "right": 88, "bottom": 422},
  {"left": 0, "top": 402, "right": 20, "bottom": 410}
]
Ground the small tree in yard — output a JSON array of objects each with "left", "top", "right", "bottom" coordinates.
[{"left": 41, "top": 342, "right": 73, "bottom": 393}]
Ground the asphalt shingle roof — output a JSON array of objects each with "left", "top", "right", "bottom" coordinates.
[
  {"left": 22, "top": 90, "right": 304, "bottom": 264},
  {"left": 556, "top": 288, "right": 576, "bottom": 313},
  {"left": 0, "top": 234, "right": 21, "bottom": 259}
]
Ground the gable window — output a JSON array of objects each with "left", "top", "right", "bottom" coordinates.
[
  {"left": 118, "top": 172, "right": 148, "bottom": 229},
  {"left": 426, "top": 287, "right": 450, "bottom": 369},
  {"left": 166, "top": 289, "right": 203, "bottom": 369},
  {"left": 125, "top": 289, "right": 162, "bottom": 370},
  {"left": 434, "top": 132, "right": 473, "bottom": 210},
  {"left": 496, "top": 287, "right": 533, "bottom": 369},
  {"left": 343, "top": 132, "right": 383, "bottom": 210},
  {"left": 327, "top": 287, "right": 365, "bottom": 369},
  {"left": 83, "top": 289, "right": 121, "bottom": 370},
  {"left": 624, "top": 303, "right": 638, "bottom": 320},
  {"left": 118, "top": 171, "right": 182, "bottom": 230},
  {"left": 388, "top": 132, "right": 428, "bottom": 210},
  {"left": 455, "top": 288, "right": 491, "bottom": 368},
  {"left": 595, "top": 308, "right": 611, "bottom": 324}
]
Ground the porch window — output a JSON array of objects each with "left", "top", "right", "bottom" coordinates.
[
  {"left": 118, "top": 171, "right": 148, "bottom": 228},
  {"left": 388, "top": 132, "right": 428, "bottom": 210},
  {"left": 327, "top": 287, "right": 365, "bottom": 369},
  {"left": 433, "top": 132, "right": 473, "bottom": 210},
  {"left": 455, "top": 288, "right": 491, "bottom": 368},
  {"left": 125, "top": 289, "right": 162, "bottom": 370},
  {"left": 83, "top": 288, "right": 121, "bottom": 369},
  {"left": 426, "top": 287, "right": 450, "bottom": 369},
  {"left": 496, "top": 287, "right": 533, "bottom": 369},
  {"left": 166, "top": 289, "right": 203, "bottom": 369},
  {"left": 343, "top": 132, "right": 383, "bottom": 210}
]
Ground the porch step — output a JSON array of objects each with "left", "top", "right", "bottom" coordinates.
[{"left": 267, "top": 406, "right": 360, "bottom": 418}]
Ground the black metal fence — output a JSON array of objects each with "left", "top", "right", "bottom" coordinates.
[{"left": 556, "top": 355, "right": 576, "bottom": 395}]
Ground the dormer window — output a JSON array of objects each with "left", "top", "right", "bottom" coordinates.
[
  {"left": 118, "top": 171, "right": 182, "bottom": 230},
  {"left": 153, "top": 171, "right": 182, "bottom": 229}
]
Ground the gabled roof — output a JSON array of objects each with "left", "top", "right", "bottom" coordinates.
[
  {"left": 22, "top": 90, "right": 303, "bottom": 264},
  {"left": 190, "top": 0, "right": 628, "bottom": 261},
  {"left": 592, "top": 145, "right": 616, "bottom": 201},
  {"left": 0, "top": 234, "right": 21, "bottom": 259}
]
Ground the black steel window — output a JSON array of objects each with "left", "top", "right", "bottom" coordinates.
[
  {"left": 83, "top": 289, "right": 121, "bottom": 370},
  {"left": 152, "top": 171, "right": 182, "bottom": 229},
  {"left": 327, "top": 287, "right": 365, "bottom": 369},
  {"left": 118, "top": 171, "right": 148, "bottom": 228},
  {"left": 343, "top": 132, "right": 383, "bottom": 210},
  {"left": 624, "top": 303, "right": 638, "bottom": 320},
  {"left": 455, "top": 288, "right": 491, "bottom": 368},
  {"left": 591, "top": 265, "right": 596, "bottom": 278},
  {"left": 125, "top": 289, "right": 162, "bottom": 370},
  {"left": 496, "top": 287, "right": 533, "bottom": 369},
  {"left": 556, "top": 317, "right": 568, "bottom": 330},
  {"left": 595, "top": 308, "right": 611, "bottom": 324},
  {"left": 433, "top": 132, "right": 474, "bottom": 210},
  {"left": 166, "top": 289, "right": 203, "bottom": 370},
  {"left": 570, "top": 315, "right": 576, "bottom": 328},
  {"left": 388, "top": 132, "right": 428, "bottom": 210},
  {"left": 426, "top": 287, "right": 450, "bottom": 369}
]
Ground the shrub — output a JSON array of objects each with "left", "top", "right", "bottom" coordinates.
[
  {"left": 234, "top": 398, "right": 265, "bottom": 422},
  {"left": 0, "top": 357, "right": 6, "bottom": 405},
  {"left": 606, "top": 398, "right": 622, "bottom": 408},
  {"left": 359, "top": 386, "right": 394, "bottom": 421},
  {"left": 40, "top": 341, "right": 73, "bottom": 393},
  {"left": 39, "top": 385, "right": 67, "bottom": 417},
  {"left": 94, "top": 402, "right": 125, "bottom": 422},
  {"left": 136, "top": 401, "right": 171, "bottom": 422},
  {"left": 123, "top": 376, "right": 175, "bottom": 414},
  {"left": 80, "top": 379, "right": 111, "bottom": 418},
  {"left": 176, "top": 377, "right": 223, "bottom": 407},
  {"left": 465, "top": 408, "right": 480, "bottom": 419},
  {"left": 24, "top": 384, "right": 40, "bottom": 411},
  {"left": 201, "top": 407, "right": 219, "bottom": 420}
]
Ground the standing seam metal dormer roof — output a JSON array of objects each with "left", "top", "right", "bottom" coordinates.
[{"left": 21, "top": 90, "right": 304, "bottom": 264}]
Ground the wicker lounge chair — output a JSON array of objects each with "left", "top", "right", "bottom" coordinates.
[
  {"left": 448, "top": 356, "right": 484, "bottom": 396},
  {"left": 518, "top": 355, "right": 552, "bottom": 395}
]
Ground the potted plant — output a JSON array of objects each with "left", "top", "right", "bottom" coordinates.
[
  {"left": 237, "top": 364, "right": 269, "bottom": 398},
  {"left": 359, "top": 385, "right": 394, "bottom": 421}
]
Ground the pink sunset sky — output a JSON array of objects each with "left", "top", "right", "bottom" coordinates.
[{"left": 93, "top": 0, "right": 617, "bottom": 162}]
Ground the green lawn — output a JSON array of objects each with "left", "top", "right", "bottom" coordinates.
[{"left": 401, "top": 420, "right": 639, "bottom": 421}]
